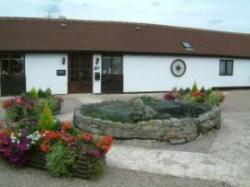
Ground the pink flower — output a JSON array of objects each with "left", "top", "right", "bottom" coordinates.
[{"left": 14, "top": 97, "right": 22, "bottom": 105}]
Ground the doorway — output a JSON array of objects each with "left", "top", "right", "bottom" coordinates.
[
  {"left": 101, "top": 55, "right": 123, "bottom": 93},
  {"left": 68, "top": 54, "right": 92, "bottom": 93}
]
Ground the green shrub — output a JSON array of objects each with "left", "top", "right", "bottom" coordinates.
[
  {"left": 46, "top": 144, "right": 76, "bottom": 177},
  {"left": 206, "top": 92, "right": 221, "bottom": 106},
  {"left": 38, "top": 104, "right": 55, "bottom": 130},
  {"left": 191, "top": 83, "right": 198, "bottom": 93},
  {"left": 45, "top": 88, "right": 52, "bottom": 97},
  {"left": 28, "top": 88, "right": 39, "bottom": 100},
  {"left": 182, "top": 93, "right": 197, "bottom": 104}
]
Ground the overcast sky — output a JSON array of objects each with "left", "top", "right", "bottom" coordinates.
[{"left": 0, "top": 0, "right": 249, "bottom": 33}]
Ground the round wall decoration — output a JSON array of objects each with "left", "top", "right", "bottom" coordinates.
[{"left": 171, "top": 59, "right": 186, "bottom": 77}]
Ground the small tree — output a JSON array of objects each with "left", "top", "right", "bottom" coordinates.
[{"left": 38, "top": 103, "right": 55, "bottom": 130}]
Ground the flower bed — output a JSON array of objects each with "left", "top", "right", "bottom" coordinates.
[
  {"left": 3, "top": 88, "right": 63, "bottom": 122},
  {"left": 163, "top": 83, "right": 225, "bottom": 106},
  {"left": 0, "top": 89, "right": 113, "bottom": 179}
]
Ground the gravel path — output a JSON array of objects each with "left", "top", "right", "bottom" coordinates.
[{"left": 0, "top": 159, "right": 230, "bottom": 187}]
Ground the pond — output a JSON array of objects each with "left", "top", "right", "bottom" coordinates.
[{"left": 74, "top": 96, "right": 221, "bottom": 144}]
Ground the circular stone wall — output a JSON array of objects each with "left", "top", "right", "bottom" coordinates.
[{"left": 73, "top": 105, "right": 221, "bottom": 145}]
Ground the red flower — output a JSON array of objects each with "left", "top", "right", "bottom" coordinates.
[
  {"left": 96, "top": 136, "right": 113, "bottom": 153},
  {"left": 82, "top": 133, "right": 93, "bottom": 142},
  {"left": 163, "top": 92, "right": 176, "bottom": 101},
  {"left": 40, "top": 139, "right": 51, "bottom": 152},
  {"left": 61, "top": 121, "right": 72, "bottom": 131},
  {"left": 2, "top": 99, "right": 12, "bottom": 109}
]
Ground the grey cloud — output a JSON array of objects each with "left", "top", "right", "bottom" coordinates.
[
  {"left": 151, "top": 1, "right": 160, "bottom": 6},
  {"left": 208, "top": 19, "right": 224, "bottom": 25}
]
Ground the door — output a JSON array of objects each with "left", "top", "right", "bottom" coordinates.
[
  {"left": 101, "top": 56, "right": 123, "bottom": 93},
  {"left": 0, "top": 54, "right": 26, "bottom": 96},
  {"left": 68, "top": 54, "right": 92, "bottom": 93}
]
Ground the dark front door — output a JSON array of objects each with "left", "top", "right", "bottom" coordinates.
[
  {"left": 0, "top": 54, "right": 26, "bottom": 96},
  {"left": 101, "top": 56, "right": 123, "bottom": 93},
  {"left": 68, "top": 54, "right": 92, "bottom": 93}
]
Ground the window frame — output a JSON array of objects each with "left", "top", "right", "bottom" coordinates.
[
  {"left": 102, "top": 55, "right": 123, "bottom": 75},
  {"left": 219, "top": 59, "right": 234, "bottom": 76}
]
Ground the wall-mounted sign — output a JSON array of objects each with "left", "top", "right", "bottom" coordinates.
[
  {"left": 57, "top": 70, "right": 66, "bottom": 76},
  {"left": 94, "top": 66, "right": 100, "bottom": 71}
]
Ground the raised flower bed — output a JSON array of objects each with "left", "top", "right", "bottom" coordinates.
[
  {"left": 0, "top": 89, "right": 113, "bottom": 179},
  {"left": 74, "top": 84, "right": 224, "bottom": 145}
]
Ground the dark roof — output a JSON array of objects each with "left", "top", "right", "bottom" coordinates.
[{"left": 0, "top": 17, "right": 250, "bottom": 58}]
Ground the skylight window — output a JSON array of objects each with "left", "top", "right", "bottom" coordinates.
[{"left": 181, "top": 42, "right": 193, "bottom": 51}]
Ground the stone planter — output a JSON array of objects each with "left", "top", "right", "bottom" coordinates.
[
  {"left": 28, "top": 150, "right": 105, "bottom": 179},
  {"left": 74, "top": 106, "right": 221, "bottom": 145}
]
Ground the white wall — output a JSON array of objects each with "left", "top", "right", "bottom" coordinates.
[
  {"left": 92, "top": 54, "right": 102, "bottom": 93},
  {"left": 123, "top": 55, "right": 250, "bottom": 92},
  {"left": 25, "top": 54, "right": 68, "bottom": 94}
]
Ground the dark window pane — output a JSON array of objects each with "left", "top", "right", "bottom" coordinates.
[
  {"left": 220, "top": 60, "right": 226, "bottom": 75},
  {"left": 82, "top": 62, "right": 91, "bottom": 80},
  {"left": 112, "top": 57, "right": 123, "bottom": 75},
  {"left": 0, "top": 54, "right": 25, "bottom": 76},
  {"left": 226, "top": 61, "right": 233, "bottom": 75},
  {"left": 102, "top": 57, "right": 112, "bottom": 75},
  {"left": 70, "top": 59, "right": 79, "bottom": 81}
]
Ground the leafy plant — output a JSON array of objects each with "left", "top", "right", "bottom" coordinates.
[
  {"left": 191, "top": 83, "right": 198, "bottom": 93},
  {"left": 38, "top": 104, "right": 55, "bottom": 130},
  {"left": 206, "top": 92, "right": 221, "bottom": 106},
  {"left": 28, "top": 88, "right": 39, "bottom": 100},
  {"left": 46, "top": 143, "right": 76, "bottom": 177}
]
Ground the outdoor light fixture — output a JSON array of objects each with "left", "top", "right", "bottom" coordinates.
[{"left": 62, "top": 57, "right": 66, "bottom": 65}]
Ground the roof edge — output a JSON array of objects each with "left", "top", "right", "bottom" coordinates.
[{"left": 0, "top": 16, "right": 249, "bottom": 36}]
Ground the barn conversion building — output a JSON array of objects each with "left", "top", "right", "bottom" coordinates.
[{"left": 0, "top": 17, "right": 250, "bottom": 95}]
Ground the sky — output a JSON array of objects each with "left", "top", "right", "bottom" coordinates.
[{"left": 0, "top": 0, "right": 250, "bottom": 33}]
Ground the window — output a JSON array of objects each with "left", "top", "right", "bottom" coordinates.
[
  {"left": 0, "top": 54, "right": 25, "bottom": 76},
  {"left": 181, "top": 42, "right": 193, "bottom": 51},
  {"left": 220, "top": 59, "right": 234, "bottom": 76},
  {"left": 102, "top": 56, "right": 123, "bottom": 75}
]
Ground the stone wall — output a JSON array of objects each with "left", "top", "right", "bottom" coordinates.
[{"left": 73, "top": 106, "right": 221, "bottom": 145}]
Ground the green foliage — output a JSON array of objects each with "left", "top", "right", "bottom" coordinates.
[
  {"left": 45, "top": 88, "right": 52, "bottom": 97},
  {"left": 138, "top": 96, "right": 159, "bottom": 106},
  {"left": 90, "top": 158, "right": 106, "bottom": 179},
  {"left": 182, "top": 93, "right": 197, "bottom": 104},
  {"left": 38, "top": 104, "right": 55, "bottom": 130},
  {"left": 29, "top": 88, "right": 39, "bottom": 100},
  {"left": 206, "top": 92, "right": 221, "bottom": 106},
  {"left": 184, "top": 88, "right": 191, "bottom": 94},
  {"left": 38, "top": 88, "right": 52, "bottom": 98},
  {"left": 46, "top": 144, "right": 76, "bottom": 177},
  {"left": 191, "top": 83, "right": 198, "bottom": 93},
  {"left": 6, "top": 105, "right": 28, "bottom": 121},
  {"left": 200, "top": 87, "right": 206, "bottom": 93}
]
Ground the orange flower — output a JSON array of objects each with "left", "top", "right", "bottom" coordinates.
[
  {"left": 191, "top": 91, "right": 203, "bottom": 97},
  {"left": 61, "top": 121, "right": 72, "bottom": 131},
  {"left": 96, "top": 136, "right": 113, "bottom": 153},
  {"left": 82, "top": 133, "right": 93, "bottom": 142},
  {"left": 45, "top": 131, "right": 59, "bottom": 139},
  {"left": 40, "top": 141, "right": 50, "bottom": 152}
]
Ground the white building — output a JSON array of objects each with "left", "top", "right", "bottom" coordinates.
[{"left": 0, "top": 17, "right": 250, "bottom": 95}]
